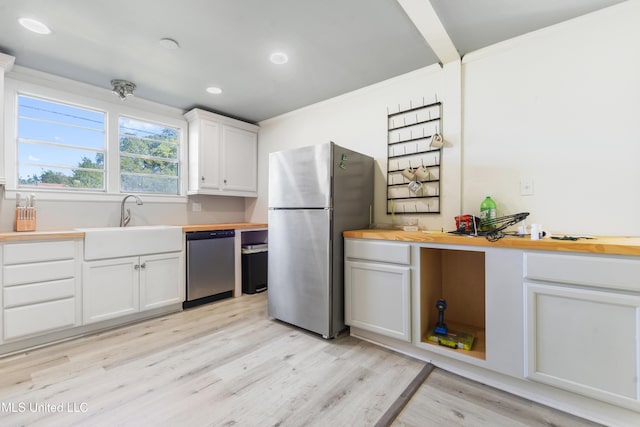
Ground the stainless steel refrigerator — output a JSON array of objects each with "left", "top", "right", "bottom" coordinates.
[{"left": 268, "top": 142, "right": 374, "bottom": 338}]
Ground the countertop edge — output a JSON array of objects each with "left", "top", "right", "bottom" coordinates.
[
  {"left": 0, "top": 223, "right": 268, "bottom": 242},
  {"left": 343, "top": 230, "right": 640, "bottom": 256},
  {"left": 181, "top": 223, "right": 268, "bottom": 232},
  {"left": 0, "top": 231, "right": 85, "bottom": 242}
]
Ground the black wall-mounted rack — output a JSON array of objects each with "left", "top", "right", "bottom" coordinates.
[{"left": 386, "top": 99, "right": 442, "bottom": 214}]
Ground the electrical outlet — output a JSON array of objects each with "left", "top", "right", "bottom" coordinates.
[
  {"left": 191, "top": 202, "right": 202, "bottom": 212},
  {"left": 520, "top": 179, "right": 534, "bottom": 196}
]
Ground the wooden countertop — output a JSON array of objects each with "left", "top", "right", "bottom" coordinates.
[
  {"left": 343, "top": 229, "right": 640, "bottom": 256},
  {"left": 181, "top": 223, "right": 267, "bottom": 232},
  {"left": 0, "top": 223, "right": 268, "bottom": 242},
  {"left": 0, "top": 230, "right": 85, "bottom": 242}
]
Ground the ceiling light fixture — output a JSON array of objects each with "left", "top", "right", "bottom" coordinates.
[
  {"left": 111, "top": 79, "right": 136, "bottom": 101},
  {"left": 269, "top": 52, "right": 289, "bottom": 65},
  {"left": 18, "top": 17, "right": 51, "bottom": 35},
  {"left": 159, "top": 38, "right": 180, "bottom": 50},
  {"left": 206, "top": 87, "right": 222, "bottom": 95}
]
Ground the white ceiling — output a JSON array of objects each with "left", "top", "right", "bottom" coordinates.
[{"left": 0, "top": 0, "right": 627, "bottom": 123}]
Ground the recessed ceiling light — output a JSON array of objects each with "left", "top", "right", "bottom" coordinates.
[
  {"left": 270, "top": 52, "right": 289, "bottom": 65},
  {"left": 159, "top": 38, "right": 179, "bottom": 50},
  {"left": 206, "top": 87, "right": 222, "bottom": 95},
  {"left": 18, "top": 17, "right": 51, "bottom": 35}
]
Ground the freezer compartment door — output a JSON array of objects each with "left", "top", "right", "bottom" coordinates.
[
  {"left": 268, "top": 209, "right": 332, "bottom": 337},
  {"left": 268, "top": 143, "right": 331, "bottom": 208}
]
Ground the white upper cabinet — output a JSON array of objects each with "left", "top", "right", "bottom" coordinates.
[{"left": 185, "top": 108, "right": 258, "bottom": 197}]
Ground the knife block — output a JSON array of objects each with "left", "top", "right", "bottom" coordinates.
[{"left": 15, "top": 207, "right": 37, "bottom": 232}]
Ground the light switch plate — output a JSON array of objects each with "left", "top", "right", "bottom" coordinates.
[
  {"left": 191, "top": 202, "right": 202, "bottom": 212},
  {"left": 520, "top": 179, "right": 534, "bottom": 196}
]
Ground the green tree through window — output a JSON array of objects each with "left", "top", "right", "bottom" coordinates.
[{"left": 119, "top": 117, "right": 179, "bottom": 194}]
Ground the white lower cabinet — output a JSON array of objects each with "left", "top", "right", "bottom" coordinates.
[
  {"left": 524, "top": 252, "right": 640, "bottom": 411},
  {"left": 139, "top": 253, "right": 183, "bottom": 311},
  {"left": 344, "top": 239, "right": 411, "bottom": 342},
  {"left": 83, "top": 253, "right": 182, "bottom": 324},
  {"left": 345, "top": 260, "right": 411, "bottom": 341},
  {"left": 83, "top": 257, "right": 139, "bottom": 323},
  {"left": 2, "top": 240, "right": 81, "bottom": 341}
]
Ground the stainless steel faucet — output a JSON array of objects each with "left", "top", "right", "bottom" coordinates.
[{"left": 120, "top": 194, "right": 143, "bottom": 227}]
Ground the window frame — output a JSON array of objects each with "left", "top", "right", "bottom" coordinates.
[
  {"left": 3, "top": 72, "right": 187, "bottom": 203},
  {"left": 16, "top": 93, "right": 108, "bottom": 192},
  {"left": 118, "top": 114, "right": 181, "bottom": 196}
]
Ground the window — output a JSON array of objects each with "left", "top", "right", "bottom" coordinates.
[
  {"left": 17, "top": 95, "right": 106, "bottom": 191},
  {"left": 119, "top": 117, "right": 179, "bottom": 195},
  {"left": 5, "top": 75, "right": 186, "bottom": 201}
]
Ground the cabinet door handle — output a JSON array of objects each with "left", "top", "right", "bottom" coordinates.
[
  {"left": 140, "top": 263, "right": 146, "bottom": 269},
  {"left": 201, "top": 176, "right": 205, "bottom": 181},
  {"left": 224, "top": 179, "right": 227, "bottom": 184},
  {"left": 134, "top": 264, "right": 140, "bottom": 270}
]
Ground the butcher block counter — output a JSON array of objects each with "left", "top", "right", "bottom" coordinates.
[
  {"left": 0, "top": 230, "right": 85, "bottom": 242},
  {"left": 343, "top": 229, "right": 640, "bottom": 256},
  {"left": 182, "top": 222, "right": 267, "bottom": 232},
  {"left": 0, "top": 223, "right": 267, "bottom": 242}
]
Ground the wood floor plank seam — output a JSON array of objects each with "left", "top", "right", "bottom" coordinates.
[{"left": 374, "top": 362, "right": 435, "bottom": 427}]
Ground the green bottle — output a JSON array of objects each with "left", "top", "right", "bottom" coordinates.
[{"left": 480, "top": 196, "right": 497, "bottom": 231}]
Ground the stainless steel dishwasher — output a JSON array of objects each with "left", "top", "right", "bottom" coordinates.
[{"left": 184, "top": 229, "right": 235, "bottom": 308}]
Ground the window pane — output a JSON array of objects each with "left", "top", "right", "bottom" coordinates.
[
  {"left": 18, "top": 166, "right": 104, "bottom": 190},
  {"left": 120, "top": 156, "right": 178, "bottom": 175},
  {"left": 120, "top": 137, "right": 178, "bottom": 159},
  {"left": 18, "top": 117, "right": 105, "bottom": 149},
  {"left": 17, "top": 95, "right": 106, "bottom": 191},
  {"left": 120, "top": 173, "right": 178, "bottom": 194},
  {"left": 19, "top": 96, "right": 104, "bottom": 130},
  {"left": 119, "top": 116, "right": 179, "bottom": 195},
  {"left": 19, "top": 142, "right": 104, "bottom": 169}
]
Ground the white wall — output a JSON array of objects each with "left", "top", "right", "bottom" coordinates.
[
  {"left": 0, "top": 192, "right": 246, "bottom": 230},
  {"left": 249, "top": 0, "right": 640, "bottom": 236},
  {"left": 462, "top": 0, "right": 640, "bottom": 236},
  {"left": 246, "top": 64, "right": 462, "bottom": 231}
]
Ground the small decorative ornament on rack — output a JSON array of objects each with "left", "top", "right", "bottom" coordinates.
[{"left": 386, "top": 95, "right": 442, "bottom": 214}]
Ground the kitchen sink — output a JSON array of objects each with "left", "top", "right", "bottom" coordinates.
[{"left": 76, "top": 225, "right": 183, "bottom": 260}]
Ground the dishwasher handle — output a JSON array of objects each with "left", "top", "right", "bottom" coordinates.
[{"left": 186, "top": 229, "right": 235, "bottom": 240}]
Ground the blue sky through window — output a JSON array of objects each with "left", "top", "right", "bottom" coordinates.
[{"left": 17, "top": 95, "right": 106, "bottom": 183}]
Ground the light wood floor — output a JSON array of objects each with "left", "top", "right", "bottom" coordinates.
[{"left": 0, "top": 293, "right": 596, "bottom": 426}]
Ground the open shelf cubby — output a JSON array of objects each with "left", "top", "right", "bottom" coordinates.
[{"left": 420, "top": 248, "right": 486, "bottom": 360}]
